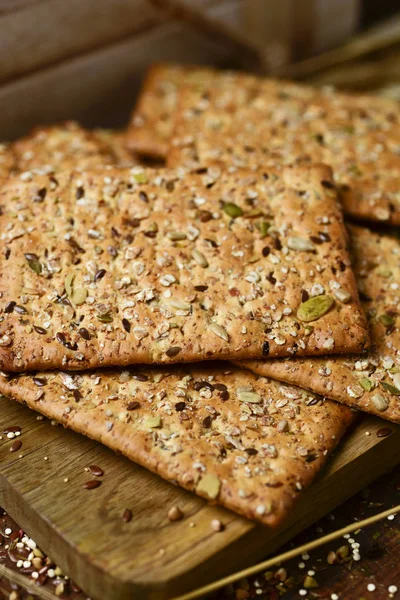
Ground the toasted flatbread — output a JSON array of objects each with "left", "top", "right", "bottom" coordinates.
[
  {"left": 240, "top": 226, "right": 400, "bottom": 423},
  {"left": 126, "top": 64, "right": 216, "bottom": 160},
  {"left": 169, "top": 74, "right": 400, "bottom": 225},
  {"left": 0, "top": 363, "right": 354, "bottom": 527},
  {"left": 0, "top": 164, "right": 368, "bottom": 371}
]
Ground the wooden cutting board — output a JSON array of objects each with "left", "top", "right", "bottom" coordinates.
[{"left": 0, "top": 396, "right": 399, "bottom": 600}]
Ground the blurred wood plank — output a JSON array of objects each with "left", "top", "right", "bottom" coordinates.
[
  {"left": 0, "top": 0, "right": 160, "bottom": 83},
  {"left": 0, "top": 21, "right": 239, "bottom": 140}
]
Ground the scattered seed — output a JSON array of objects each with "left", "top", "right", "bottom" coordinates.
[
  {"left": 83, "top": 480, "right": 102, "bottom": 490},
  {"left": 88, "top": 465, "right": 104, "bottom": 477},
  {"left": 211, "top": 519, "right": 224, "bottom": 532},
  {"left": 377, "top": 427, "right": 392, "bottom": 438},
  {"left": 122, "top": 508, "right": 133, "bottom": 523},
  {"left": 10, "top": 440, "right": 22, "bottom": 453},
  {"left": 168, "top": 506, "right": 184, "bottom": 522},
  {"left": 165, "top": 346, "right": 182, "bottom": 358}
]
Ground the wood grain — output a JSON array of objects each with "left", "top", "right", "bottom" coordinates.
[
  {"left": 0, "top": 397, "right": 399, "bottom": 600},
  {"left": 0, "top": 22, "right": 237, "bottom": 140}
]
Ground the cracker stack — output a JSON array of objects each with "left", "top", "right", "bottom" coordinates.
[{"left": 0, "top": 63, "right": 399, "bottom": 528}]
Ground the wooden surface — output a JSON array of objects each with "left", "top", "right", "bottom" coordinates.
[{"left": 0, "top": 397, "right": 399, "bottom": 600}]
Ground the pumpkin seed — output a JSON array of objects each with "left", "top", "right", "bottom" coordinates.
[
  {"left": 381, "top": 382, "right": 400, "bottom": 395},
  {"left": 26, "top": 258, "right": 42, "bottom": 274},
  {"left": 222, "top": 202, "right": 243, "bottom": 218},
  {"left": 379, "top": 314, "right": 394, "bottom": 327},
  {"left": 287, "top": 237, "right": 316, "bottom": 252},
  {"left": 192, "top": 249, "right": 208, "bottom": 268},
  {"left": 304, "top": 325, "right": 314, "bottom": 336},
  {"left": 209, "top": 323, "right": 229, "bottom": 342},
  {"left": 167, "top": 231, "right": 187, "bottom": 241},
  {"left": 371, "top": 393, "right": 389, "bottom": 411},
  {"left": 359, "top": 377, "right": 373, "bottom": 392},
  {"left": 64, "top": 273, "right": 74, "bottom": 297},
  {"left": 96, "top": 313, "right": 113, "bottom": 323},
  {"left": 169, "top": 299, "right": 191, "bottom": 311},
  {"left": 258, "top": 221, "right": 270, "bottom": 237},
  {"left": 393, "top": 373, "right": 400, "bottom": 389},
  {"left": 71, "top": 287, "right": 87, "bottom": 306},
  {"left": 297, "top": 295, "right": 335, "bottom": 322},
  {"left": 237, "top": 390, "right": 262, "bottom": 403},
  {"left": 133, "top": 172, "right": 148, "bottom": 184},
  {"left": 196, "top": 473, "right": 221, "bottom": 500},
  {"left": 146, "top": 416, "right": 162, "bottom": 428}
]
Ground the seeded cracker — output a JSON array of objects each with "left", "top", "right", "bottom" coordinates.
[
  {"left": 126, "top": 64, "right": 216, "bottom": 160},
  {"left": 169, "top": 75, "right": 400, "bottom": 225},
  {"left": 0, "top": 363, "right": 354, "bottom": 526},
  {"left": 0, "top": 142, "right": 17, "bottom": 182},
  {"left": 240, "top": 226, "right": 400, "bottom": 423},
  {"left": 12, "top": 121, "right": 136, "bottom": 173},
  {"left": 0, "top": 165, "right": 368, "bottom": 371}
]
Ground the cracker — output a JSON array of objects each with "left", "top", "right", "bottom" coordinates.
[
  {"left": 0, "top": 363, "right": 353, "bottom": 527},
  {"left": 126, "top": 64, "right": 216, "bottom": 160},
  {"left": 0, "top": 142, "right": 17, "bottom": 183},
  {"left": 240, "top": 226, "right": 400, "bottom": 423},
  {"left": 94, "top": 129, "right": 137, "bottom": 166},
  {"left": 12, "top": 121, "right": 134, "bottom": 172},
  {"left": 0, "top": 164, "right": 369, "bottom": 371},
  {"left": 169, "top": 75, "right": 400, "bottom": 225}
]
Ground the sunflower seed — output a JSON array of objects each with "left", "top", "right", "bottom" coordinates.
[
  {"left": 371, "top": 393, "right": 389, "bottom": 411},
  {"left": 209, "top": 323, "right": 229, "bottom": 342},
  {"left": 237, "top": 390, "right": 261, "bottom": 403},
  {"left": 334, "top": 289, "right": 351, "bottom": 304},
  {"left": 167, "top": 231, "right": 187, "bottom": 241},
  {"left": 287, "top": 237, "right": 316, "bottom": 252},
  {"left": 191, "top": 249, "right": 208, "bottom": 268}
]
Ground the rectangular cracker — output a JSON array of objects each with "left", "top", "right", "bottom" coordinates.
[
  {"left": 12, "top": 121, "right": 136, "bottom": 173},
  {"left": 169, "top": 74, "right": 400, "bottom": 225},
  {"left": 0, "top": 142, "right": 17, "bottom": 183},
  {"left": 0, "top": 164, "right": 368, "bottom": 371},
  {"left": 240, "top": 226, "right": 400, "bottom": 423},
  {"left": 125, "top": 64, "right": 216, "bottom": 160},
  {"left": 0, "top": 363, "right": 354, "bottom": 527}
]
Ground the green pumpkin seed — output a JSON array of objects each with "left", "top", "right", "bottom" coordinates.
[
  {"left": 381, "top": 382, "right": 400, "bottom": 395},
  {"left": 133, "top": 172, "right": 148, "bottom": 184},
  {"left": 379, "top": 314, "right": 395, "bottom": 327},
  {"left": 64, "top": 273, "right": 74, "bottom": 297},
  {"left": 196, "top": 473, "right": 221, "bottom": 500},
  {"left": 359, "top": 377, "right": 373, "bottom": 392},
  {"left": 222, "top": 202, "right": 243, "bottom": 218},
  {"left": 96, "top": 313, "right": 113, "bottom": 323},
  {"left": 297, "top": 295, "right": 335, "bottom": 322},
  {"left": 259, "top": 221, "right": 270, "bottom": 237},
  {"left": 26, "top": 259, "right": 42, "bottom": 274}
]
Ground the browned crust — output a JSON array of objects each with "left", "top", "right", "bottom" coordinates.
[{"left": 0, "top": 363, "right": 354, "bottom": 527}]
